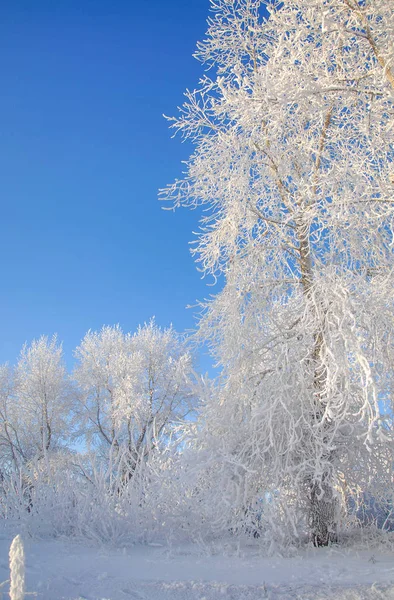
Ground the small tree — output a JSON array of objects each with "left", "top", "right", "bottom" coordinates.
[
  {"left": 74, "top": 320, "right": 196, "bottom": 487},
  {"left": 163, "top": 0, "right": 394, "bottom": 546},
  {"left": 0, "top": 336, "right": 71, "bottom": 472},
  {"left": 0, "top": 365, "right": 24, "bottom": 473},
  {"left": 14, "top": 335, "right": 71, "bottom": 463}
]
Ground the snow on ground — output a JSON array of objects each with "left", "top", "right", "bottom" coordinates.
[{"left": 0, "top": 533, "right": 394, "bottom": 599}]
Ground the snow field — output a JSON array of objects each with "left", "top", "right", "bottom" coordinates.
[{"left": 0, "top": 535, "right": 394, "bottom": 600}]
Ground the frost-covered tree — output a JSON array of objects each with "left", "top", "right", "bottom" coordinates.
[
  {"left": 0, "top": 336, "right": 71, "bottom": 472},
  {"left": 0, "top": 336, "right": 72, "bottom": 517},
  {"left": 163, "top": 0, "right": 394, "bottom": 546},
  {"left": 0, "top": 365, "right": 22, "bottom": 473},
  {"left": 74, "top": 320, "right": 196, "bottom": 486},
  {"left": 14, "top": 335, "right": 71, "bottom": 463}
]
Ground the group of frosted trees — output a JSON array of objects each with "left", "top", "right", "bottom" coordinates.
[
  {"left": 2, "top": 0, "right": 394, "bottom": 550},
  {"left": 0, "top": 323, "right": 198, "bottom": 541},
  {"left": 0, "top": 323, "right": 195, "bottom": 476}
]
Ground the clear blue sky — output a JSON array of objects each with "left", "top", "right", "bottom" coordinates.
[{"left": 0, "top": 0, "right": 214, "bottom": 369}]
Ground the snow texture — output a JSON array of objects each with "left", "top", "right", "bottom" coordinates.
[{"left": 0, "top": 535, "right": 394, "bottom": 600}]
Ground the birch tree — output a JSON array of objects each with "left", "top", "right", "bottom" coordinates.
[{"left": 163, "top": 0, "right": 394, "bottom": 546}]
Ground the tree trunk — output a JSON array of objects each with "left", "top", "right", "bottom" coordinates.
[
  {"left": 296, "top": 212, "right": 338, "bottom": 546},
  {"left": 310, "top": 472, "right": 338, "bottom": 547}
]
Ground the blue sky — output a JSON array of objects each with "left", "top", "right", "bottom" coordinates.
[{"left": 0, "top": 0, "right": 215, "bottom": 370}]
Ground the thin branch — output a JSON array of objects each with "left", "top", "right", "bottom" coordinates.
[{"left": 343, "top": 0, "right": 394, "bottom": 92}]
